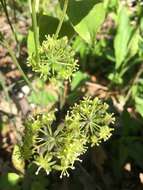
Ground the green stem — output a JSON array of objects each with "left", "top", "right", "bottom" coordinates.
[
  {"left": 55, "top": 0, "right": 68, "bottom": 38},
  {"left": 124, "top": 64, "right": 143, "bottom": 104},
  {"left": 2, "top": 41, "right": 35, "bottom": 92},
  {"left": 0, "top": 0, "right": 18, "bottom": 45},
  {"left": 30, "top": 0, "right": 39, "bottom": 63}
]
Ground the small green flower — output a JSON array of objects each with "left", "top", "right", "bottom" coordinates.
[
  {"left": 90, "top": 135, "right": 101, "bottom": 147},
  {"left": 28, "top": 35, "right": 78, "bottom": 81},
  {"left": 98, "top": 125, "right": 114, "bottom": 141},
  {"left": 57, "top": 136, "right": 87, "bottom": 177},
  {"left": 34, "top": 154, "right": 56, "bottom": 175},
  {"left": 67, "top": 97, "right": 114, "bottom": 142}
]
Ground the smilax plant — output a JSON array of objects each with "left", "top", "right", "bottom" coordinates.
[{"left": 17, "top": 0, "right": 115, "bottom": 179}]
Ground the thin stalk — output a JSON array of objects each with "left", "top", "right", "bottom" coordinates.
[
  {"left": 55, "top": 0, "right": 68, "bottom": 38},
  {"left": 59, "top": 80, "right": 69, "bottom": 109},
  {"left": 0, "top": 0, "right": 18, "bottom": 44},
  {"left": 124, "top": 64, "right": 143, "bottom": 104},
  {"left": 12, "top": 0, "right": 17, "bottom": 22},
  {"left": 2, "top": 40, "right": 35, "bottom": 92},
  {"left": 30, "top": 0, "right": 39, "bottom": 63}
]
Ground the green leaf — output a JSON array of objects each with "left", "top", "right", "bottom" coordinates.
[
  {"left": 27, "top": 30, "right": 35, "bottom": 56},
  {"left": 7, "top": 173, "right": 20, "bottom": 186},
  {"left": 140, "top": 17, "right": 143, "bottom": 32},
  {"left": 66, "top": 1, "right": 105, "bottom": 44},
  {"left": 28, "top": 90, "right": 58, "bottom": 106},
  {"left": 104, "top": 0, "right": 118, "bottom": 9},
  {"left": 12, "top": 145, "right": 25, "bottom": 173},
  {"left": 135, "top": 97, "right": 143, "bottom": 117},
  {"left": 71, "top": 71, "right": 89, "bottom": 90},
  {"left": 108, "top": 72, "right": 123, "bottom": 84},
  {"left": 128, "top": 29, "right": 139, "bottom": 59},
  {"left": 38, "top": 15, "right": 75, "bottom": 43},
  {"left": 73, "top": 36, "right": 89, "bottom": 58},
  {"left": 114, "top": 6, "right": 133, "bottom": 69},
  {"left": 0, "top": 173, "right": 21, "bottom": 190}
]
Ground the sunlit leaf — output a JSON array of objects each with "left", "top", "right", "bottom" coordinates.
[
  {"left": 12, "top": 145, "right": 25, "bottom": 173},
  {"left": 39, "top": 15, "right": 75, "bottom": 43},
  {"left": 66, "top": 1, "right": 105, "bottom": 44},
  {"left": 28, "top": 90, "right": 58, "bottom": 106},
  {"left": 0, "top": 173, "right": 21, "bottom": 190},
  {"left": 135, "top": 97, "right": 143, "bottom": 117},
  {"left": 71, "top": 71, "right": 89, "bottom": 90},
  {"left": 27, "top": 30, "right": 35, "bottom": 56},
  {"left": 114, "top": 6, "right": 133, "bottom": 69}
]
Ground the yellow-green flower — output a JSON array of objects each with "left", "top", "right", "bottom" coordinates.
[
  {"left": 34, "top": 154, "right": 56, "bottom": 175},
  {"left": 98, "top": 126, "right": 114, "bottom": 142},
  {"left": 90, "top": 135, "right": 101, "bottom": 147},
  {"left": 28, "top": 35, "right": 78, "bottom": 81}
]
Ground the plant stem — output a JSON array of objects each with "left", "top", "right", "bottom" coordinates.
[
  {"left": 124, "top": 64, "right": 143, "bottom": 104},
  {"left": 30, "top": 0, "right": 39, "bottom": 63},
  {"left": 12, "top": 0, "right": 17, "bottom": 22},
  {"left": 0, "top": 0, "right": 18, "bottom": 44},
  {"left": 59, "top": 81, "right": 69, "bottom": 109},
  {"left": 55, "top": 0, "right": 68, "bottom": 38},
  {"left": 2, "top": 40, "right": 35, "bottom": 92}
]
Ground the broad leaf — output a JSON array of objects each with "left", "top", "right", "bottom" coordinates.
[
  {"left": 66, "top": 1, "right": 105, "bottom": 44},
  {"left": 128, "top": 29, "right": 139, "bottom": 59},
  {"left": 0, "top": 173, "right": 21, "bottom": 190},
  {"left": 38, "top": 15, "right": 75, "bottom": 43},
  {"left": 12, "top": 145, "right": 25, "bottom": 173},
  {"left": 133, "top": 79, "right": 143, "bottom": 117},
  {"left": 71, "top": 71, "right": 89, "bottom": 90},
  {"left": 27, "top": 30, "right": 35, "bottom": 56},
  {"left": 135, "top": 97, "right": 143, "bottom": 117},
  {"left": 28, "top": 90, "right": 58, "bottom": 106},
  {"left": 114, "top": 6, "right": 133, "bottom": 69}
]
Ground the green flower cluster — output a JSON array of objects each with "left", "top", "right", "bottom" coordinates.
[
  {"left": 20, "top": 97, "right": 114, "bottom": 178},
  {"left": 28, "top": 35, "right": 78, "bottom": 81},
  {"left": 21, "top": 111, "right": 56, "bottom": 160},
  {"left": 66, "top": 97, "right": 114, "bottom": 146}
]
